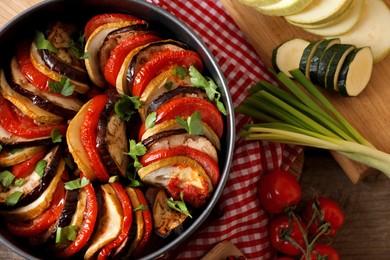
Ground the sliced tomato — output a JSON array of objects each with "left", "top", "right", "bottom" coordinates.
[
  {"left": 139, "top": 96, "right": 223, "bottom": 139},
  {"left": 132, "top": 188, "right": 152, "bottom": 257},
  {"left": 104, "top": 33, "right": 161, "bottom": 86},
  {"left": 0, "top": 95, "right": 67, "bottom": 138},
  {"left": 97, "top": 181, "right": 133, "bottom": 259},
  {"left": 58, "top": 174, "right": 98, "bottom": 258},
  {"left": 84, "top": 13, "right": 145, "bottom": 39},
  {"left": 140, "top": 146, "right": 220, "bottom": 188},
  {"left": 6, "top": 181, "right": 65, "bottom": 237},
  {"left": 16, "top": 41, "right": 50, "bottom": 92},
  {"left": 80, "top": 94, "right": 110, "bottom": 182},
  {"left": 131, "top": 50, "right": 203, "bottom": 97},
  {"left": 11, "top": 148, "right": 47, "bottom": 178}
]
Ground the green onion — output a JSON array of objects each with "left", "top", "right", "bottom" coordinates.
[{"left": 236, "top": 69, "right": 390, "bottom": 178}]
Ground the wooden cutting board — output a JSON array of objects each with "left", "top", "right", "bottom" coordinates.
[{"left": 220, "top": 0, "right": 390, "bottom": 183}]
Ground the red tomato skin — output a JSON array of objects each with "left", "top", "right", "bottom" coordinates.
[
  {"left": 258, "top": 169, "right": 301, "bottom": 214},
  {"left": 309, "top": 244, "right": 340, "bottom": 260},
  {"left": 269, "top": 215, "right": 306, "bottom": 256},
  {"left": 132, "top": 188, "right": 152, "bottom": 257},
  {"left": 303, "top": 197, "right": 344, "bottom": 237},
  {"left": 11, "top": 149, "right": 47, "bottom": 178}
]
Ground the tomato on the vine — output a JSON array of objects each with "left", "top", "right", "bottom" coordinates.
[
  {"left": 258, "top": 169, "right": 301, "bottom": 214},
  {"left": 309, "top": 244, "right": 340, "bottom": 260},
  {"left": 303, "top": 197, "right": 344, "bottom": 237},
  {"left": 269, "top": 214, "right": 306, "bottom": 256}
]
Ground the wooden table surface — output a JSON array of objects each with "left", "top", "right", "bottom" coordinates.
[{"left": 1, "top": 1, "right": 390, "bottom": 259}]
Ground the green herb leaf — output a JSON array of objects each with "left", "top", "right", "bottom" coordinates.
[
  {"left": 167, "top": 192, "right": 192, "bottom": 218},
  {"left": 164, "top": 81, "right": 173, "bottom": 90},
  {"left": 51, "top": 128, "right": 62, "bottom": 143},
  {"left": 145, "top": 111, "right": 157, "bottom": 130},
  {"left": 49, "top": 77, "right": 75, "bottom": 96},
  {"left": 115, "top": 95, "right": 141, "bottom": 121},
  {"left": 6, "top": 191, "right": 23, "bottom": 206},
  {"left": 0, "top": 144, "right": 2, "bottom": 152},
  {"left": 133, "top": 204, "right": 148, "bottom": 211},
  {"left": 125, "top": 140, "right": 146, "bottom": 170},
  {"left": 34, "top": 160, "right": 47, "bottom": 178},
  {"left": 9, "top": 148, "right": 22, "bottom": 154},
  {"left": 175, "top": 111, "right": 204, "bottom": 135},
  {"left": 0, "top": 171, "right": 15, "bottom": 187},
  {"left": 173, "top": 65, "right": 188, "bottom": 79},
  {"left": 109, "top": 175, "right": 119, "bottom": 183},
  {"left": 34, "top": 31, "right": 58, "bottom": 53},
  {"left": 64, "top": 154, "right": 75, "bottom": 170},
  {"left": 69, "top": 33, "right": 88, "bottom": 59},
  {"left": 14, "top": 178, "right": 25, "bottom": 187},
  {"left": 189, "top": 65, "right": 227, "bottom": 115},
  {"left": 64, "top": 177, "right": 90, "bottom": 190},
  {"left": 55, "top": 225, "right": 78, "bottom": 244}
]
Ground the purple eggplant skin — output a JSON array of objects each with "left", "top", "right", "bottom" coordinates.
[
  {"left": 98, "top": 23, "right": 153, "bottom": 73},
  {"left": 95, "top": 94, "right": 124, "bottom": 176},
  {"left": 126, "top": 40, "right": 188, "bottom": 92},
  {"left": 0, "top": 145, "right": 62, "bottom": 210},
  {"left": 40, "top": 49, "right": 89, "bottom": 83},
  {"left": 0, "top": 136, "right": 53, "bottom": 148},
  {"left": 147, "top": 86, "right": 208, "bottom": 115},
  {"left": 142, "top": 129, "right": 187, "bottom": 148},
  {"left": 5, "top": 66, "right": 77, "bottom": 119}
]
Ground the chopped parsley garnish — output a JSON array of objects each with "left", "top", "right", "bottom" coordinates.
[
  {"left": 164, "top": 81, "right": 173, "bottom": 90},
  {"left": 55, "top": 225, "right": 78, "bottom": 244},
  {"left": 176, "top": 111, "right": 204, "bottom": 135},
  {"left": 133, "top": 204, "right": 148, "bottom": 212},
  {"left": 70, "top": 33, "right": 88, "bottom": 59},
  {"left": 189, "top": 65, "right": 227, "bottom": 115},
  {"left": 125, "top": 140, "right": 147, "bottom": 170},
  {"left": 109, "top": 175, "right": 119, "bottom": 183},
  {"left": 0, "top": 170, "right": 15, "bottom": 187},
  {"left": 167, "top": 192, "right": 192, "bottom": 218},
  {"left": 173, "top": 65, "right": 188, "bottom": 79},
  {"left": 49, "top": 77, "right": 75, "bottom": 96},
  {"left": 64, "top": 177, "right": 90, "bottom": 190},
  {"left": 34, "top": 160, "right": 47, "bottom": 178},
  {"left": 145, "top": 111, "right": 156, "bottom": 130},
  {"left": 14, "top": 178, "right": 25, "bottom": 187},
  {"left": 51, "top": 128, "right": 62, "bottom": 143},
  {"left": 115, "top": 95, "right": 141, "bottom": 121},
  {"left": 34, "top": 31, "right": 58, "bottom": 53},
  {"left": 9, "top": 148, "right": 22, "bottom": 154},
  {"left": 6, "top": 191, "right": 23, "bottom": 206}
]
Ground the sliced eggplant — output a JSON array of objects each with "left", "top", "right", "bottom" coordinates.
[
  {"left": 0, "top": 124, "right": 52, "bottom": 147},
  {"left": 138, "top": 156, "right": 213, "bottom": 208},
  {"left": 0, "top": 68, "right": 64, "bottom": 124},
  {"left": 98, "top": 23, "right": 152, "bottom": 73},
  {"left": 0, "top": 145, "right": 62, "bottom": 209},
  {"left": 0, "top": 145, "right": 45, "bottom": 167},
  {"left": 145, "top": 187, "right": 187, "bottom": 238},
  {"left": 8, "top": 58, "right": 82, "bottom": 119},
  {"left": 30, "top": 42, "right": 90, "bottom": 94},
  {"left": 96, "top": 95, "right": 129, "bottom": 177},
  {"left": 147, "top": 86, "right": 207, "bottom": 115},
  {"left": 143, "top": 129, "right": 219, "bottom": 163},
  {"left": 138, "top": 69, "right": 193, "bottom": 121},
  {"left": 84, "top": 183, "right": 124, "bottom": 259},
  {"left": 141, "top": 119, "right": 221, "bottom": 151},
  {"left": 0, "top": 156, "right": 65, "bottom": 221}
]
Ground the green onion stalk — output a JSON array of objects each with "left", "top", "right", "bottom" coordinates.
[{"left": 236, "top": 69, "right": 390, "bottom": 178}]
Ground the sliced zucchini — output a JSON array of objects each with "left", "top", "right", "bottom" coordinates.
[
  {"left": 255, "top": 0, "right": 314, "bottom": 16},
  {"left": 272, "top": 38, "right": 310, "bottom": 77},
  {"left": 332, "top": 0, "right": 390, "bottom": 62},
  {"left": 324, "top": 44, "right": 356, "bottom": 90},
  {"left": 338, "top": 47, "right": 373, "bottom": 96},
  {"left": 239, "top": 0, "right": 282, "bottom": 7},
  {"left": 299, "top": 39, "right": 324, "bottom": 78},
  {"left": 285, "top": 0, "right": 353, "bottom": 25},
  {"left": 308, "top": 38, "right": 340, "bottom": 84},
  {"left": 304, "top": 0, "right": 363, "bottom": 36}
]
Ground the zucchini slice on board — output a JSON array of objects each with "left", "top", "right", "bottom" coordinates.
[
  {"left": 255, "top": 0, "right": 314, "bottom": 16},
  {"left": 272, "top": 38, "right": 309, "bottom": 77},
  {"left": 299, "top": 39, "right": 324, "bottom": 78},
  {"left": 239, "top": 0, "right": 282, "bottom": 7},
  {"left": 304, "top": 0, "right": 364, "bottom": 37},
  {"left": 308, "top": 38, "right": 340, "bottom": 83},
  {"left": 331, "top": 0, "right": 390, "bottom": 62},
  {"left": 338, "top": 47, "right": 373, "bottom": 96},
  {"left": 323, "top": 44, "right": 356, "bottom": 90},
  {"left": 285, "top": 0, "right": 353, "bottom": 25}
]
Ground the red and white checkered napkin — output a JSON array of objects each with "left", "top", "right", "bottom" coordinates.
[{"left": 146, "top": 1, "right": 303, "bottom": 259}]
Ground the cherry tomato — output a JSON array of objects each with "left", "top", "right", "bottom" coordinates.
[
  {"left": 80, "top": 94, "right": 110, "bottom": 181},
  {"left": 140, "top": 146, "right": 220, "bottom": 188},
  {"left": 131, "top": 50, "right": 203, "bottom": 97},
  {"left": 269, "top": 214, "right": 306, "bottom": 256},
  {"left": 258, "top": 169, "right": 301, "bottom": 214},
  {"left": 309, "top": 244, "right": 340, "bottom": 260},
  {"left": 104, "top": 33, "right": 161, "bottom": 86},
  {"left": 303, "top": 197, "right": 344, "bottom": 237}
]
